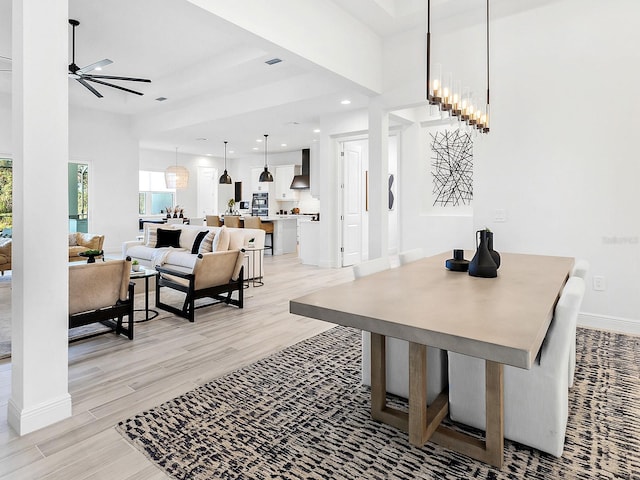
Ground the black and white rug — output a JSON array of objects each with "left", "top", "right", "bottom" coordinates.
[{"left": 116, "top": 327, "right": 640, "bottom": 480}]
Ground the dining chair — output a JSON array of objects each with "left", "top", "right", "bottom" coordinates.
[
  {"left": 223, "top": 215, "right": 241, "bottom": 228},
  {"left": 568, "top": 258, "right": 589, "bottom": 388},
  {"left": 206, "top": 215, "right": 221, "bottom": 227},
  {"left": 242, "top": 216, "right": 273, "bottom": 254},
  {"left": 166, "top": 218, "right": 183, "bottom": 225},
  {"left": 447, "top": 276, "right": 586, "bottom": 457},
  {"left": 398, "top": 247, "right": 425, "bottom": 265},
  {"left": 356, "top": 256, "right": 448, "bottom": 406}
]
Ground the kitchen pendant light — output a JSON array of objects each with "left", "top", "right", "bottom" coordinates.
[
  {"left": 259, "top": 134, "right": 274, "bottom": 182},
  {"left": 219, "top": 140, "right": 232, "bottom": 184},
  {"left": 165, "top": 147, "right": 189, "bottom": 189}
]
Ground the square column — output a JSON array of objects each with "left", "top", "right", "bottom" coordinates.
[{"left": 9, "top": 0, "right": 71, "bottom": 435}]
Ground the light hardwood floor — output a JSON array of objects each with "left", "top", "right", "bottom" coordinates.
[{"left": 0, "top": 253, "right": 353, "bottom": 479}]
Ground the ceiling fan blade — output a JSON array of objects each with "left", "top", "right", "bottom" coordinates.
[
  {"left": 84, "top": 74, "right": 151, "bottom": 83},
  {"left": 84, "top": 77, "right": 144, "bottom": 96},
  {"left": 77, "top": 78, "right": 103, "bottom": 98},
  {"left": 77, "top": 59, "right": 113, "bottom": 74}
]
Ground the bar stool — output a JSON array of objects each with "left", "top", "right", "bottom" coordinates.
[
  {"left": 243, "top": 216, "right": 273, "bottom": 254},
  {"left": 206, "top": 215, "right": 221, "bottom": 227},
  {"left": 223, "top": 215, "right": 241, "bottom": 228}
]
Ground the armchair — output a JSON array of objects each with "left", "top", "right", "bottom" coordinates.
[
  {"left": 68, "top": 257, "right": 134, "bottom": 339},
  {"left": 0, "top": 239, "right": 10, "bottom": 275},
  {"left": 155, "top": 249, "right": 244, "bottom": 322},
  {"left": 447, "top": 276, "right": 586, "bottom": 457}
]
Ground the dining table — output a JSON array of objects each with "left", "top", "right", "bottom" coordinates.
[{"left": 290, "top": 251, "right": 574, "bottom": 468}]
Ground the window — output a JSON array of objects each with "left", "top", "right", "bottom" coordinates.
[
  {"left": 139, "top": 171, "right": 175, "bottom": 215},
  {"left": 69, "top": 163, "right": 89, "bottom": 233}
]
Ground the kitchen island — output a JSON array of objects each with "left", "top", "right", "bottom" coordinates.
[{"left": 261, "top": 216, "right": 297, "bottom": 255}]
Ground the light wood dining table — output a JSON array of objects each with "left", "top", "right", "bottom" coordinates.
[{"left": 290, "top": 251, "right": 574, "bottom": 468}]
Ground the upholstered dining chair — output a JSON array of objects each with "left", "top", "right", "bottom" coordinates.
[
  {"left": 223, "top": 215, "right": 241, "bottom": 228},
  {"left": 568, "top": 259, "right": 589, "bottom": 388},
  {"left": 206, "top": 215, "right": 221, "bottom": 227},
  {"left": 398, "top": 247, "right": 425, "bottom": 265},
  {"left": 447, "top": 276, "right": 586, "bottom": 457},
  {"left": 357, "top": 256, "right": 448, "bottom": 406}
]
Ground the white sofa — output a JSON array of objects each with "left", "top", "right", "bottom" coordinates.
[{"left": 123, "top": 223, "right": 265, "bottom": 280}]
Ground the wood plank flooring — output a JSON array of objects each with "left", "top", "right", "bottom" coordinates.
[{"left": 0, "top": 253, "right": 353, "bottom": 479}]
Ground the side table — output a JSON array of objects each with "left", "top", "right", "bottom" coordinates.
[
  {"left": 130, "top": 267, "right": 160, "bottom": 322},
  {"left": 242, "top": 246, "right": 264, "bottom": 287}
]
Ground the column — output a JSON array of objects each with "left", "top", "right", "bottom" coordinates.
[
  {"left": 368, "top": 98, "right": 389, "bottom": 259},
  {"left": 9, "top": 0, "right": 71, "bottom": 435}
]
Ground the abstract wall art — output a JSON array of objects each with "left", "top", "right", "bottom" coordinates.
[{"left": 430, "top": 130, "right": 473, "bottom": 207}]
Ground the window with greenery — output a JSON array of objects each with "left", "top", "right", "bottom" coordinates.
[
  {"left": 139, "top": 171, "right": 175, "bottom": 215},
  {"left": 69, "top": 163, "right": 89, "bottom": 233},
  {"left": 0, "top": 159, "right": 12, "bottom": 232}
]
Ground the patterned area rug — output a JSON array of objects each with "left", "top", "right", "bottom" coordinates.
[{"left": 117, "top": 327, "right": 640, "bottom": 480}]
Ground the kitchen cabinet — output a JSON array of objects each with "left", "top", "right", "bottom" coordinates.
[{"left": 275, "top": 164, "right": 300, "bottom": 201}]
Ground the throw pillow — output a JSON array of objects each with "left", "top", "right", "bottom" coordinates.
[
  {"left": 198, "top": 230, "right": 216, "bottom": 254},
  {"left": 68, "top": 233, "right": 77, "bottom": 246},
  {"left": 191, "top": 230, "right": 209, "bottom": 254},
  {"left": 144, "top": 223, "right": 165, "bottom": 247},
  {"left": 156, "top": 228, "right": 182, "bottom": 248},
  {"left": 212, "top": 225, "right": 230, "bottom": 252}
]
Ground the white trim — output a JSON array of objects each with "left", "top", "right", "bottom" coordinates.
[
  {"left": 7, "top": 394, "right": 72, "bottom": 436},
  {"left": 578, "top": 312, "right": 640, "bottom": 336}
]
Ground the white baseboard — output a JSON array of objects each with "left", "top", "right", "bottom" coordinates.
[
  {"left": 578, "top": 312, "right": 640, "bottom": 336},
  {"left": 7, "top": 393, "right": 72, "bottom": 436}
]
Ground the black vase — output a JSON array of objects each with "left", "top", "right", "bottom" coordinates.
[
  {"left": 468, "top": 229, "right": 497, "bottom": 278},
  {"left": 486, "top": 231, "right": 501, "bottom": 269}
]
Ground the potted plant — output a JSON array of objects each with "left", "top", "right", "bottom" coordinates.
[
  {"left": 132, "top": 259, "right": 140, "bottom": 272},
  {"left": 227, "top": 198, "right": 235, "bottom": 214}
]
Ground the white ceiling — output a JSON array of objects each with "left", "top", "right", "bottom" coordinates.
[{"left": 0, "top": 0, "right": 562, "bottom": 159}]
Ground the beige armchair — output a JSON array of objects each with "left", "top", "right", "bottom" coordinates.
[
  {"left": 69, "top": 257, "right": 134, "bottom": 339},
  {"left": 155, "top": 249, "right": 244, "bottom": 322},
  {"left": 69, "top": 233, "right": 105, "bottom": 261},
  {"left": 0, "top": 239, "right": 10, "bottom": 275}
]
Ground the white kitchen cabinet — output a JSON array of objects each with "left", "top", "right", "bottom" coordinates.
[{"left": 275, "top": 164, "right": 300, "bottom": 201}]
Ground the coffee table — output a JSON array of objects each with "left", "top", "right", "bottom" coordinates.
[{"left": 290, "top": 251, "right": 574, "bottom": 467}]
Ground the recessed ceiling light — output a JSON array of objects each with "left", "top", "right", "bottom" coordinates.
[
  {"left": 265, "top": 58, "right": 282, "bottom": 65},
  {"left": 155, "top": 97, "right": 168, "bottom": 102},
  {"left": 252, "top": 147, "right": 259, "bottom": 151},
  {"left": 229, "top": 150, "right": 235, "bottom": 154},
  {"left": 341, "top": 99, "right": 351, "bottom": 105},
  {"left": 256, "top": 138, "right": 263, "bottom": 143},
  {"left": 313, "top": 128, "right": 321, "bottom": 133},
  {"left": 281, "top": 143, "right": 287, "bottom": 147},
  {"left": 205, "top": 153, "right": 213, "bottom": 157},
  {"left": 94, "top": 67, "right": 102, "bottom": 71}
]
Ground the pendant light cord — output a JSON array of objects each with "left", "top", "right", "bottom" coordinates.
[{"left": 486, "top": 0, "right": 490, "bottom": 106}]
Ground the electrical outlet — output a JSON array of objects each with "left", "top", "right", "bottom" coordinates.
[
  {"left": 593, "top": 276, "right": 606, "bottom": 291},
  {"left": 494, "top": 209, "right": 507, "bottom": 222}
]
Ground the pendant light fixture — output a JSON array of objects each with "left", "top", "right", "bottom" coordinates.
[
  {"left": 259, "top": 134, "right": 274, "bottom": 182},
  {"left": 426, "top": 0, "right": 491, "bottom": 133},
  {"left": 165, "top": 147, "right": 189, "bottom": 189},
  {"left": 219, "top": 140, "right": 232, "bottom": 184}
]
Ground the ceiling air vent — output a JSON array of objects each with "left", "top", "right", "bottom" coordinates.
[
  {"left": 155, "top": 97, "right": 168, "bottom": 102},
  {"left": 265, "top": 58, "right": 282, "bottom": 65}
]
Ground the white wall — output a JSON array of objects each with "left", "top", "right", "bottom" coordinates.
[
  {"left": 69, "top": 107, "right": 139, "bottom": 253},
  {"left": 445, "top": 0, "right": 640, "bottom": 330}
]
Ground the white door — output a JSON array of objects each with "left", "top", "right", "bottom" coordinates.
[
  {"left": 197, "top": 166, "right": 218, "bottom": 216},
  {"left": 341, "top": 141, "right": 364, "bottom": 267}
]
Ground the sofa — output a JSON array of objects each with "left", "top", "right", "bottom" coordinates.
[
  {"left": 123, "top": 223, "right": 266, "bottom": 280},
  {"left": 0, "top": 238, "right": 10, "bottom": 274},
  {"left": 69, "top": 233, "right": 105, "bottom": 262}
]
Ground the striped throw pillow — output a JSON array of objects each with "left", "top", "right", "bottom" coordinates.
[{"left": 198, "top": 230, "right": 216, "bottom": 254}]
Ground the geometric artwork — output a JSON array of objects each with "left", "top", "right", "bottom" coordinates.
[{"left": 430, "top": 130, "right": 473, "bottom": 206}]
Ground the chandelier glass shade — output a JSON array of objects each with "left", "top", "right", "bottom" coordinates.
[
  {"left": 165, "top": 147, "right": 189, "bottom": 189},
  {"left": 219, "top": 141, "right": 232, "bottom": 184},
  {"left": 259, "top": 134, "right": 274, "bottom": 182},
  {"left": 427, "top": 0, "right": 491, "bottom": 133}
]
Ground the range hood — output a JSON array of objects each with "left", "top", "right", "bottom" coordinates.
[{"left": 290, "top": 148, "right": 310, "bottom": 189}]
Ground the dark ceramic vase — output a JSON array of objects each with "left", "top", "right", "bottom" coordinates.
[
  {"left": 468, "top": 230, "right": 497, "bottom": 278},
  {"left": 486, "top": 231, "right": 501, "bottom": 269}
]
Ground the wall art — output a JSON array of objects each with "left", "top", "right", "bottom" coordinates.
[{"left": 430, "top": 130, "right": 473, "bottom": 206}]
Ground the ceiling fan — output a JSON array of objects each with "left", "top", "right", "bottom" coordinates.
[{"left": 68, "top": 19, "right": 151, "bottom": 98}]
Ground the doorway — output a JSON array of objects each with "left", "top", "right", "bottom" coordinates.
[
  {"left": 197, "top": 166, "right": 218, "bottom": 217},
  {"left": 340, "top": 139, "right": 368, "bottom": 267}
]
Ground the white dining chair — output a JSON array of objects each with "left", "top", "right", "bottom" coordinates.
[
  {"left": 568, "top": 258, "right": 589, "bottom": 388},
  {"left": 447, "top": 276, "right": 586, "bottom": 457},
  {"left": 398, "top": 248, "right": 425, "bottom": 265},
  {"left": 356, "top": 256, "right": 448, "bottom": 406}
]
